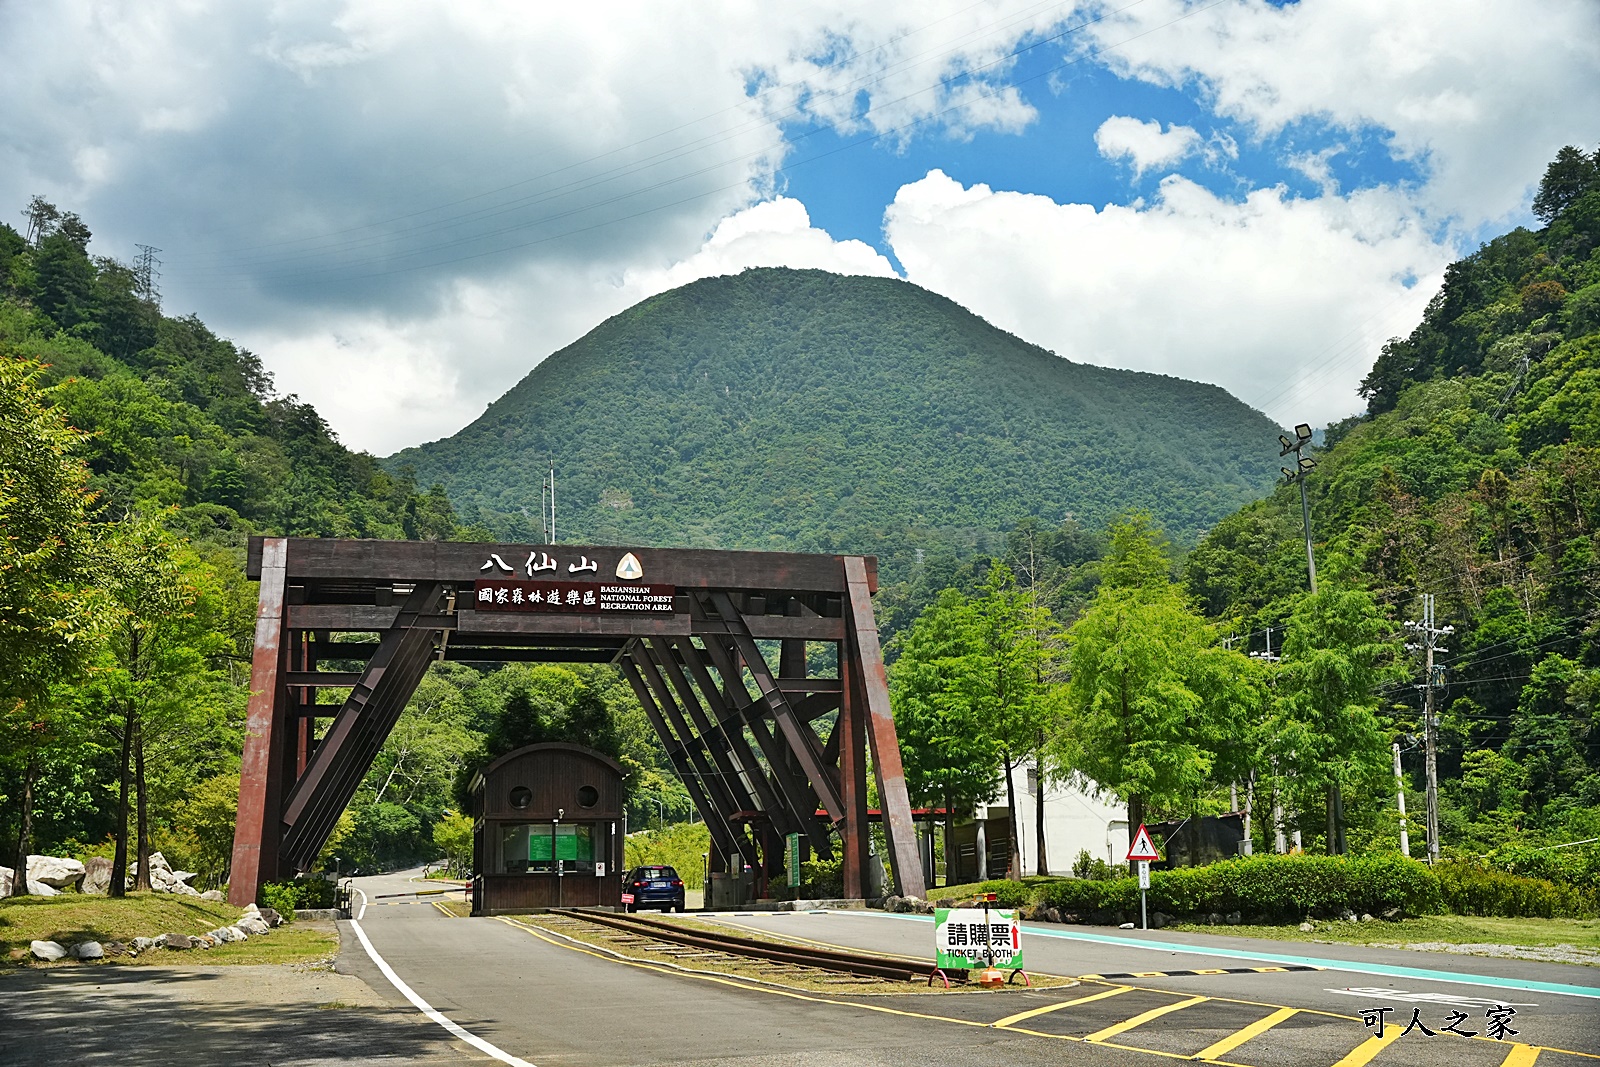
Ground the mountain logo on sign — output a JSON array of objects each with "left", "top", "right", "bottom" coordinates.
[{"left": 615, "top": 552, "right": 643, "bottom": 580}]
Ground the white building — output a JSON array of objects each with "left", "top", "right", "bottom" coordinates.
[{"left": 943, "top": 765, "right": 1129, "bottom": 883}]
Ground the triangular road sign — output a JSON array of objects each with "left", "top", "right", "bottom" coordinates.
[{"left": 1126, "top": 823, "right": 1161, "bottom": 862}]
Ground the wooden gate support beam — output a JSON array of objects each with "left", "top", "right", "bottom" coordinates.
[
  {"left": 844, "top": 556, "right": 926, "bottom": 900},
  {"left": 229, "top": 538, "right": 290, "bottom": 907}
]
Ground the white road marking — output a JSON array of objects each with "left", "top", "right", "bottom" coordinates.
[
  {"left": 348, "top": 890, "right": 535, "bottom": 1067},
  {"left": 1329, "top": 987, "right": 1536, "bottom": 1007}
]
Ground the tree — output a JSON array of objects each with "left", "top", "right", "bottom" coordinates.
[
  {"left": 1533, "top": 145, "right": 1600, "bottom": 223},
  {"left": 1054, "top": 515, "right": 1258, "bottom": 838},
  {"left": 890, "top": 589, "right": 1001, "bottom": 872},
  {"left": 432, "top": 811, "right": 474, "bottom": 877},
  {"left": 1270, "top": 586, "right": 1402, "bottom": 854},
  {"left": 1, "top": 356, "right": 104, "bottom": 895},
  {"left": 91, "top": 520, "right": 235, "bottom": 895}
]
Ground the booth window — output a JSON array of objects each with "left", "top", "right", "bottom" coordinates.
[
  {"left": 509, "top": 786, "right": 532, "bottom": 810},
  {"left": 578, "top": 785, "right": 599, "bottom": 808}
]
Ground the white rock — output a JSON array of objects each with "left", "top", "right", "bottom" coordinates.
[
  {"left": 30, "top": 940, "right": 67, "bottom": 961},
  {"left": 170, "top": 869, "right": 198, "bottom": 885},
  {"left": 27, "top": 855, "right": 86, "bottom": 889},
  {"left": 1298, "top": 921, "right": 1315, "bottom": 932},
  {"left": 237, "top": 916, "right": 271, "bottom": 936},
  {"left": 0, "top": 865, "right": 10, "bottom": 895},
  {"left": 26, "top": 879, "right": 59, "bottom": 896},
  {"left": 1118, "top": 922, "right": 1135, "bottom": 929},
  {"left": 131, "top": 936, "right": 158, "bottom": 952},
  {"left": 200, "top": 889, "right": 225, "bottom": 901},
  {"left": 226, "top": 926, "right": 249, "bottom": 941},
  {"left": 209, "top": 927, "right": 234, "bottom": 943},
  {"left": 71, "top": 941, "right": 103, "bottom": 960}
]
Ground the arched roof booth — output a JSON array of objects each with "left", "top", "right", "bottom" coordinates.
[{"left": 469, "top": 742, "right": 625, "bottom": 915}]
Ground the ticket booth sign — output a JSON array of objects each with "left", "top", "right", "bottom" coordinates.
[{"left": 934, "top": 907, "right": 1024, "bottom": 970}]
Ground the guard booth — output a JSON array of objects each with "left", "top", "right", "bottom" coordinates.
[{"left": 469, "top": 742, "right": 625, "bottom": 915}]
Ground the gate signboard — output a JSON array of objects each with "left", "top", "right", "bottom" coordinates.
[{"left": 934, "top": 907, "right": 1024, "bottom": 970}]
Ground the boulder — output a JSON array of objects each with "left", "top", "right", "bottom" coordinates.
[
  {"left": 881, "top": 894, "right": 902, "bottom": 912},
  {"left": 1298, "top": 921, "right": 1315, "bottom": 932},
  {"left": 1150, "top": 911, "right": 1168, "bottom": 929},
  {"left": 200, "top": 889, "right": 225, "bottom": 902},
  {"left": 81, "top": 856, "right": 113, "bottom": 895},
  {"left": 257, "top": 906, "right": 284, "bottom": 927},
  {"left": 102, "top": 942, "right": 127, "bottom": 958},
  {"left": 131, "top": 936, "right": 158, "bottom": 953},
  {"left": 163, "top": 934, "right": 193, "bottom": 950},
  {"left": 1207, "top": 912, "right": 1226, "bottom": 926},
  {"left": 194, "top": 935, "right": 216, "bottom": 948},
  {"left": 208, "top": 927, "right": 234, "bottom": 943},
  {"left": 27, "top": 855, "right": 86, "bottom": 890},
  {"left": 71, "top": 941, "right": 103, "bottom": 960},
  {"left": 3, "top": 867, "right": 60, "bottom": 897},
  {"left": 1225, "top": 911, "right": 1243, "bottom": 925},
  {"left": 1118, "top": 922, "right": 1135, "bottom": 929},
  {"left": 1338, "top": 908, "right": 1358, "bottom": 923},
  {"left": 30, "top": 940, "right": 67, "bottom": 961},
  {"left": 237, "top": 915, "right": 271, "bottom": 936},
  {"left": 226, "top": 926, "right": 249, "bottom": 941},
  {"left": 1380, "top": 906, "right": 1402, "bottom": 921},
  {"left": 1360, "top": 913, "right": 1375, "bottom": 923}
]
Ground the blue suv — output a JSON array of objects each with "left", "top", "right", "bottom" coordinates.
[{"left": 623, "top": 865, "right": 686, "bottom": 912}]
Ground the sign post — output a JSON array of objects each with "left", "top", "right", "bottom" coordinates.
[
  {"left": 1126, "top": 824, "right": 1161, "bottom": 931},
  {"left": 786, "top": 833, "right": 801, "bottom": 890},
  {"left": 931, "top": 892, "right": 1029, "bottom": 988}
]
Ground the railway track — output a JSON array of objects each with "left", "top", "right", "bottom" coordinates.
[{"left": 546, "top": 908, "right": 956, "bottom": 984}]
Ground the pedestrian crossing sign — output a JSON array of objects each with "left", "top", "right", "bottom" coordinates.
[{"left": 1127, "top": 823, "right": 1161, "bottom": 862}]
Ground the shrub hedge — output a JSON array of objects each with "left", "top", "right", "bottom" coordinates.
[
  {"left": 1436, "top": 862, "right": 1598, "bottom": 918},
  {"left": 259, "top": 877, "right": 337, "bottom": 916},
  {"left": 1040, "top": 853, "right": 1442, "bottom": 921}
]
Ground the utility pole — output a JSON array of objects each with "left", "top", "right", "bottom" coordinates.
[
  {"left": 1405, "top": 595, "right": 1452, "bottom": 864},
  {"left": 1278, "top": 425, "right": 1318, "bottom": 594},
  {"left": 1250, "top": 631, "right": 1285, "bottom": 853},
  {"left": 1392, "top": 740, "right": 1410, "bottom": 858}
]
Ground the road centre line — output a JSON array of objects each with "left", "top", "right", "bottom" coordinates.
[
  {"left": 863, "top": 912, "right": 1600, "bottom": 1001},
  {"left": 348, "top": 907, "right": 536, "bottom": 1067},
  {"left": 1193, "top": 1006, "right": 1299, "bottom": 1061}
]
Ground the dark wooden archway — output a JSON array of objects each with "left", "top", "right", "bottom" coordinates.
[{"left": 227, "top": 537, "right": 924, "bottom": 906}]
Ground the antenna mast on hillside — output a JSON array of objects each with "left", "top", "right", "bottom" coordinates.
[
  {"left": 134, "top": 244, "right": 162, "bottom": 306},
  {"left": 541, "top": 457, "right": 556, "bottom": 544}
]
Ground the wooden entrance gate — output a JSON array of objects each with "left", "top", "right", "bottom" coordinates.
[{"left": 227, "top": 537, "right": 925, "bottom": 907}]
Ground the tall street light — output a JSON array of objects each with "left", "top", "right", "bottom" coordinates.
[{"left": 1279, "top": 424, "right": 1318, "bottom": 595}]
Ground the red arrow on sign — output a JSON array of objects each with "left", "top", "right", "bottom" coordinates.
[{"left": 1126, "top": 823, "right": 1161, "bottom": 862}]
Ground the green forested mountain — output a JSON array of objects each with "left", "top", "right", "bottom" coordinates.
[
  {"left": 1184, "top": 146, "right": 1600, "bottom": 851},
  {"left": 391, "top": 269, "right": 1284, "bottom": 576}
]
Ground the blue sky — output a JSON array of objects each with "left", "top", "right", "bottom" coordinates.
[{"left": 1, "top": 1, "right": 1596, "bottom": 452}]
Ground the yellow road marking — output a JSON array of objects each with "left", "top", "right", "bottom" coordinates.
[
  {"left": 1329, "top": 1028, "right": 1403, "bottom": 1067},
  {"left": 1132, "top": 971, "right": 1168, "bottom": 978},
  {"left": 1193, "top": 969, "right": 1227, "bottom": 975},
  {"left": 990, "top": 985, "right": 1133, "bottom": 1028},
  {"left": 492, "top": 916, "right": 1600, "bottom": 1066},
  {"left": 1086, "top": 996, "right": 1208, "bottom": 1042},
  {"left": 1193, "top": 1006, "right": 1298, "bottom": 1061},
  {"left": 430, "top": 899, "right": 456, "bottom": 918}
]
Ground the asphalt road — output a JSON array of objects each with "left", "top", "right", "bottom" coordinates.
[{"left": 702, "top": 909, "right": 1600, "bottom": 1065}]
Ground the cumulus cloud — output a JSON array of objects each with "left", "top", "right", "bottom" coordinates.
[
  {"left": 1094, "top": 116, "right": 1204, "bottom": 177},
  {"left": 884, "top": 170, "right": 1449, "bottom": 429},
  {"left": 245, "top": 197, "right": 895, "bottom": 451},
  {"left": 1078, "top": 0, "right": 1600, "bottom": 221}
]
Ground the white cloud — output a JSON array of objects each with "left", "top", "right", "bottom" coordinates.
[
  {"left": 1094, "top": 116, "right": 1204, "bottom": 177},
  {"left": 244, "top": 197, "right": 895, "bottom": 452},
  {"left": 884, "top": 170, "right": 1449, "bottom": 429},
  {"left": 1079, "top": 0, "right": 1600, "bottom": 222}
]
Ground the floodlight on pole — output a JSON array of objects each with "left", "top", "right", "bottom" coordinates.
[{"left": 1276, "top": 424, "right": 1319, "bottom": 595}]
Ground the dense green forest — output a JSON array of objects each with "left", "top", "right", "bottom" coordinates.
[
  {"left": 6, "top": 144, "right": 1597, "bottom": 904},
  {"left": 0, "top": 201, "right": 684, "bottom": 890},
  {"left": 391, "top": 268, "right": 1284, "bottom": 582},
  {"left": 1178, "top": 145, "right": 1600, "bottom": 854}
]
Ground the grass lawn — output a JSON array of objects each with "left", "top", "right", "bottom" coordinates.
[
  {"left": 0, "top": 891, "right": 338, "bottom": 967},
  {"left": 1166, "top": 914, "right": 1600, "bottom": 953}
]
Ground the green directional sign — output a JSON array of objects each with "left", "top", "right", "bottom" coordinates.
[{"left": 786, "top": 834, "right": 802, "bottom": 888}]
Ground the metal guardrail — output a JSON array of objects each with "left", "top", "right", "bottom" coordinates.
[{"left": 550, "top": 908, "right": 959, "bottom": 983}]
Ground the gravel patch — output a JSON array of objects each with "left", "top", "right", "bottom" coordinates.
[{"left": 1364, "top": 941, "right": 1600, "bottom": 968}]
